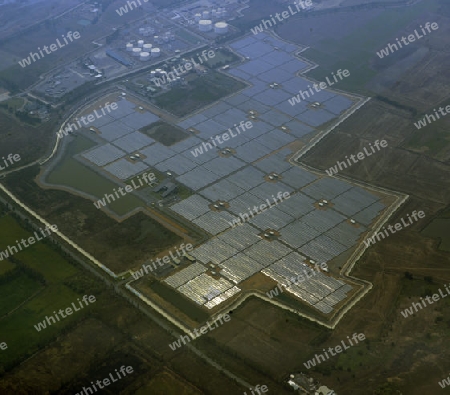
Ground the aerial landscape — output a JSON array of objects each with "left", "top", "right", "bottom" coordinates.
[{"left": 0, "top": 0, "right": 449, "bottom": 394}]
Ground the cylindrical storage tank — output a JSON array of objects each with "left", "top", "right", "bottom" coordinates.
[
  {"left": 202, "top": 10, "right": 210, "bottom": 19},
  {"left": 140, "top": 52, "right": 150, "bottom": 61},
  {"left": 137, "top": 40, "right": 144, "bottom": 47},
  {"left": 139, "top": 27, "right": 145, "bottom": 34},
  {"left": 198, "top": 19, "right": 213, "bottom": 32},
  {"left": 194, "top": 13, "right": 202, "bottom": 22},
  {"left": 126, "top": 43, "right": 133, "bottom": 51},
  {"left": 143, "top": 43, "right": 152, "bottom": 51},
  {"left": 212, "top": 9, "right": 217, "bottom": 18},
  {"left": 132, "top": 47, "right": 142, "bottom": 57},
  {"left": 151, "top": 48, "right": 161, "bottom": 57},
  {"left": 214, "top": 22, "right": 228, "bottom": 34}
]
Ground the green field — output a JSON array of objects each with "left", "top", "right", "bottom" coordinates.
[
  {"left": 46, "top": 135, "right": 147, "bottom": 216},
  {"left": 0, "top": 283, "right": 83, "bottom": 368},
  {"left": 0, "top": 214, "right": 98, "bottom": 369},
  {"left": 0, "top": 271, "right": 43, "bottom": 317}
]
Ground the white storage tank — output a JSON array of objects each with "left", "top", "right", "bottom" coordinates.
[
  {"left": 202, "top": 10, "right": 210, "bottom": 19},
  {"left": 194, "top": 13, "right": 202, "bottom": 22},
  {"left": 199, "top": 19, "right": 213, "bottom": 32},
  {"left": 137, "top": 40, "right": 144, "bottom": 47},
  {"left": 143, "top": 43, "right": 152, "bottom": 51},
  {"left": 140, "top": 52, "right": 150, "bottom": 61},
  {"left": 151, "top": 48, "right": 161, "bottom": 57},
  {"left": 126, "top": 43, "right": 133, "bottom": 51},
  {"left": 214, "top": 22, "right": 228, "bottom": 34},
  {"left": 132, "top": 47, "right": 142, "bottom": 57}
]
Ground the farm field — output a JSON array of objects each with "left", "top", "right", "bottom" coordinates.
[{"left": 0, "top": 214, "right": 89, "bottom": 370}]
